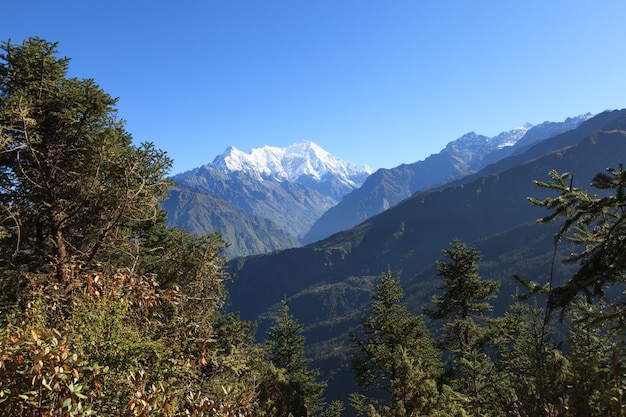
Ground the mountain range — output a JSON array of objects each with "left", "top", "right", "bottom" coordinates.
[
  {"left": 164, "top": 114, "right": 592, "bottom": 258},
  {"left": 224, "top": 108, "right": 626, "bottom": 403},
  {"left": 303, "top": 114, "right": 591, "bottom": 243}
]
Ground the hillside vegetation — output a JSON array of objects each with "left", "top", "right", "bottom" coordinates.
[
  {"left": 2, "top": 38, "right": 626, "bottom": 417},
  {"left": 228, "top": 111, "right": 626, "bottom": 409}
]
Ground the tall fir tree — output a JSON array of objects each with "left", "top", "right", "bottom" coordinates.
[
  {"left": 350, "top": 269, "right": 464, "bottom": 417},
  {"left": 0, "top": 37, "right": 171, "bottom": 287},
  {"left": 425, "top": 240, "right": 500, "bottom": 415},
  {"left": 262, "top": 298, "right": 327, "bottom": 417}
]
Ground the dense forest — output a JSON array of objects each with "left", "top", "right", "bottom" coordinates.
[{"left": 1, "top": 38, "right": 625, "bottom": 416}]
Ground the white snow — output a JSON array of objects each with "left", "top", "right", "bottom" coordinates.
[
  {"left": 493, "top": 123, "right": 533, "bottom": 149},
  {"left": 445, "top": 114, "right": 593, "bottom": 160},
  {"left": 210, "top": 140, "right": 373, "bottom": 185}
]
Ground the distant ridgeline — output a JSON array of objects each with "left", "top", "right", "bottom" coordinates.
[{"left": 164, "top": 114, "right": 591, "bottom": 258}]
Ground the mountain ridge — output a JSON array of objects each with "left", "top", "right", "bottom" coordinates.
[
  {"left": 226, "top": 109, "right": 626, "bottom": 323},
  {"left": 164, "top": 113, "right": 593, "bottom": 258},
  {"left": 303, "top": 113, "right": 592, "bottom": 243},
  {"left": 182, "top": 140, "right": 373, "bottom": 200},
  {"left": 163, "top": 188, "right": 301, "bottom": 258}
]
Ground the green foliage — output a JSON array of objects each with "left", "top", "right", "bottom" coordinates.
[
  {"left": 4, "top": 36, "right": 626, "bottom": 417},
  {"left": 529, "top": 166, "right": 626, "bottom": 320},
  {"left": 489, "top": 300, "right": 570, "bottom": 416},
  {"left": 0, "top": 312, "right": 104, "bottom": 416},
  {"left": 64, "top": 272, "right": 183, "bottom": 414},
  {"left": 0, "top": 37, "right": 172, "bottom": 285},
  {"left": 0, "top": 37, "right": 265, "bottom": 416},
  {"left": 489, "top": 299, "right": 626, "bottom": 417},
  {"left": 566, "top": 304, "right": 626, "bottom": 416},
  {"left": 351, "top": 269, "right": 463, "bottom": 416},
  {"left": 261, "top": 298, "right": 328, "bottom": 417},
  {"left": 427, "top": 239, "right": 500, "bottom": 322},
  {"left": 425, "top": 240, "right": 500, "bottom": 414},
  {"left": 494, "top": 161, "right": 626, "bottom": 416}
]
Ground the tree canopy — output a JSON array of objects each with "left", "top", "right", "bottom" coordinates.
[
  {"left": 0, "top": 37, "right": 171, "bottom": 285},
  {"left": 529, "top": 166, "right": 626, "bottom": 323},
  {"left": 0, "top": 37, "right": 261, "bottom": 416}
]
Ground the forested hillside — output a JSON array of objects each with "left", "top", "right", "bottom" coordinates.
[
  {"left": 229, "top": 110, "right": 626, "bottom": 410},
  {"left": 2, "top": 38, "right": 626, "bottom": 417}
]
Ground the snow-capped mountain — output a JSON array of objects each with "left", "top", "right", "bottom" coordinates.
[
  {"left": 208, "top": 141, "right": 372, "bottom": 198},
  {"left": 167, "top": 141, "right": 373, "bottom": 257},
  {"left": 166, "top": 113, "right": 595, "bottom": 256},
  {"left": 445, "top": 114, "right": 593, "bottom": 157}
]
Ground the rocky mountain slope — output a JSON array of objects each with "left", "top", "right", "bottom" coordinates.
[{"left": 163, "top": 188, "right": 301, "bottom": 258}]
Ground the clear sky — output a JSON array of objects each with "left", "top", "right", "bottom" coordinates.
[{"left": 4, "top": 1, "right": 626, "bottom": 174}]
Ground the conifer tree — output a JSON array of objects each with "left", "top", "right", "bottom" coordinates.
[
  {"left": 497, "top": 165, "right": 626, "bottom": 416},
  {"left": 425, "top": 240, "right": 500, "bottom": 414},
  {"left": 566, "top": 303, "right": 626, "bottom": 416},
  {"left": 491, "top": 300, "right": 571, "bottom": 416},
  {"left": 350, "top": 269, "right": 460, "bottom": 417},
  {"left": 263, "top": 298, "right": 327, "bottom": 417},
  {"left": 0, "top": 37, "right": 171, "bottom": 287},
  {"left": 0, "top": 38, "right": 265, "bottom": 416},
  {"left": 529, "top": 166, "right": 626, "bottom": 324}
]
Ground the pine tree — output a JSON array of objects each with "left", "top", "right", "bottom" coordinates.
[
  {"left": 350, "top": 269, "right": 460, "bottom": 417},
  {"left": 491, "top": 300, "right": 572, "bottom": 416},
  {"left": 425, "top": 240, "right": 500, "bottom": 414},
  {"left": 529, "top": 166, "right": 626, "bottom": 322},
  {"left": 0, "top": 37, "right": 171, "bottom": 287},
  {"left": 566, "top": 303, "right": 626, "bottom": 416},
  {"left": 263, "top": 298, "right": 326, "bottom": 417},
  {"left": 493, "top": 165, "right": 626, "bottom": 416}
]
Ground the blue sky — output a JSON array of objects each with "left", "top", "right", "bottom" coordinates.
[{"left": 4, "top": 1, "right": 626, "bottom": 174}]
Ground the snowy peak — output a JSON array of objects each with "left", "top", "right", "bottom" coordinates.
[
  {"left": 446, "top": 132, "right": 491, "bottom": 153},
  {"left": 447, "top": 124, "right": 533, "bottom": 155},
  {"left": 211, "top": 144, "right": 284, "bottom": 178},
  {"left": 210, "top": 140, "right": 373, "bottom": 185},
  {"left": 445, "top": 114, "right": 593, "bottom": 159},
  {"left": 493, "top": 123, "right": 534, "bottom": 149},
  {"left": 439, "top": 114, "right": 594, "bottom": 175}
]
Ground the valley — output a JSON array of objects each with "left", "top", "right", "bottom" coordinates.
[{"left": 223, "top": 109, "right": 626, "bottom": 403}]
